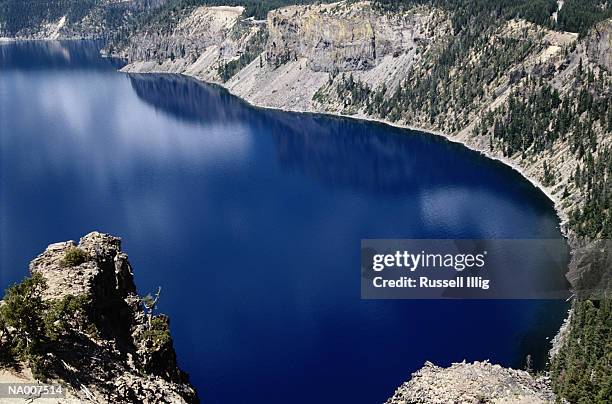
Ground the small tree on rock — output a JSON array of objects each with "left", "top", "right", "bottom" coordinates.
[{"left": 142, "top": 287, "right": 161, "bottom": 329}]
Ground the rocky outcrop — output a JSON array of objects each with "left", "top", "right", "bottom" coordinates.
[
  {"left": 264, "top": 2, "right": 445, "bottom": 73},
  {"left": 1, "top": 232, "right": 198, "bottom": 403},
  {"left": 120, "top": 5, "right": 245, "bottom": 61},
  {"left": 386, "top": 361, "right": 555, "bottom": 404},
  {"left": 118, "top": 5, "right": 266, "bottom": 84},
  {"left": 587, "top": 18, "right": 612, "bottom": 71}
]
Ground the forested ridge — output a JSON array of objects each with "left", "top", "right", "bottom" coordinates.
[
  {"left": 485, "top": 67, "right": 612, "bottom": 240},
  {"left": 3, "top": 0, "right": 610, "bottom": 40},
  {"left": 0, "top": 0, "right": 93, "bottom": 34},
  {"left": 550, "top": 298, "right": 612, "bottom": 403},
  {"left": 0, "top": 0, "right": 168, "bottom": 37},
  {"left": 375, "top": 0, "right": 612, "bottom": 36},
  {"left": 0, "top": 0, "right": 109, "bottom": 35}
]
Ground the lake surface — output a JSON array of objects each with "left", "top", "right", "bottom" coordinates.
[{"left": 1, "top": 41, "right": 568, "bottom": 403}]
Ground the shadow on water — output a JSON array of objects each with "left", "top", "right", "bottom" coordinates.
[
  {"left": 128, "top": 73, "right": 569, "bottom": 200},
  {"left": 0, "top": 40, "right": 124, "bottom": 70}
]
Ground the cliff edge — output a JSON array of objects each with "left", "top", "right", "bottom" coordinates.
[{"left": 0, "top": 232, "right": 198, "bottom": 403}]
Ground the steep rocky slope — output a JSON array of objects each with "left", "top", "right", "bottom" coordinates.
[
  {"left": 0, "top": 232, "right": 198, "bottom": 403},
  {"left": 231, "top": 1, "right": 449, "bottom": 110},
  {"left": 119, "top": 1, "right": 450, "bottom": 110},
  {"left": 118, "top": 5, "right": 266, "bottom": 84}
]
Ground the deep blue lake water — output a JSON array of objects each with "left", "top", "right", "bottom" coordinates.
[{"left": 1, "top": 41, "right": 568, "bottom": 403}]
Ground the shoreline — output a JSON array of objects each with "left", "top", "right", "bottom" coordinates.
[
  {"left": 0, "top": 36, "right": 96, "bottom": 42},
  {"left": 123, "top": 67, "right": 570, "bottom": 239}
]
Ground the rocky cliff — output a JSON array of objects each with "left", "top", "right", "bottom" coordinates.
[
  {"left": 264, "top": 2, "right": 446, "bottom": 73},
  {"left": 119, "top": 2, "right": 449, "bottom": 111},
  {"left": 229, "top": 1, "right": 449, "bottom": 111},
  {"left": 587, "top": 18, "right": 612, "bottom": 71},
  {"left": 0, "top": 232, "right": 198, "bottom": 403},
  {"left": 117, "top": 5, "right": 265, "bottom": 84}
]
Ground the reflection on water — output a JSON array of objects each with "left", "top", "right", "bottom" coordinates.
[
  {"left": 127, "top": 74, "right": 555, "bottom": 200},
  {"left": 1, "top": 41, "right": 568, "bottom": 404},
  {"left": 0, "top": 40, "right": 124, "bottom": 70}
]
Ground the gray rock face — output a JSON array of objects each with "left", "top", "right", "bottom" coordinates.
[
  {"left": 24, "top": 232, "right": 198, "bottom": 403},
  {"left": 565, "top": 239, "right": 612, "bottom": 300},
  {"left": 119, "top": 6, "right": 244, "bottom": 63},
  {"left": 586, "top": 19, "right": 612, "bottom": 71},
  {"left": 265, "top": 2, "right": 445, "bottom": 72},
  {"left": 386, "top": 361, "right": 555, "bottom": 404},
  {"left": 116, "top": 5, "right": 264, "bottom": 84},
  {"left": 30, "top": 233, "right": 136, "bottom": 302}
]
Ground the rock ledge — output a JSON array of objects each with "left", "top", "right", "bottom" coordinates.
[{"left": 386, "top": 361, "right": 554, "bottom": 404}]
